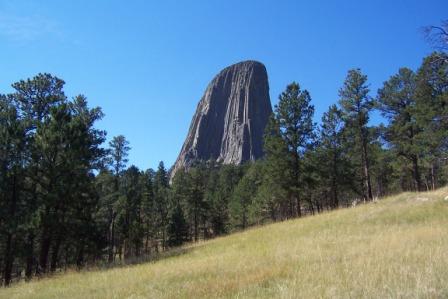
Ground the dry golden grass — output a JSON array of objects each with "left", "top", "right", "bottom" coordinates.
[{"left": 2, "top": 188, "right": 448, "bottom": 299}]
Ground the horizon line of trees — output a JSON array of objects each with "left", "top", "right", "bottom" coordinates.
[{"left": 1, "top": 51, "right": 447, "bottom": 286}]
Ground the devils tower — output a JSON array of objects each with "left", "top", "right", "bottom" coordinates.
[{"left": 171, "top": 60, "right": 272, "bottom": 179}]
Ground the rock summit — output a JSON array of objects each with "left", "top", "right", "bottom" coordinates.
[{"left": 171, "top": 60, "right": 272, "bottom": 179}]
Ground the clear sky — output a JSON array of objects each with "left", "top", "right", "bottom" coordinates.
[{"left": 1, "top": 0, "right": 447, "bottom": 170}]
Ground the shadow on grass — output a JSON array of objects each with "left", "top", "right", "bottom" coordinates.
[
  {"left": 14, "top": 243, "right": 207, "bottom": 285},
  {"left": 84, "top": 243, "right": 209, "bottom": 273},
  {"left": 110, "top": 246, "right": 197, "bottom": 267}
]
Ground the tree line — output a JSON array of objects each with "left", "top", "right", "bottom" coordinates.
[{"left": 1, "top": 52, "right": 447, "bottom": 286}]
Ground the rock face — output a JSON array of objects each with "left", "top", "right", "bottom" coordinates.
[{"left": 171, "top": 60, "right": 272, "bottom": 179}]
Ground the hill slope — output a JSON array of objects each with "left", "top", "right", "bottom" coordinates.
[{"left": 3, "top": 189, "right": 448, "bottom": 299}]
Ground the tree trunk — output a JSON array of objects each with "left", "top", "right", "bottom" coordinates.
[
  {"left": 332, "top": 150, "right": 339, "bottom": 208},
  {"left": 293, "top": 151, "right": 301, "bottom": 218},
  {"left": 288, "top": 196, "right": 294, "bottom": 219},
  {"left": 194, "top": 210, "right": 198, "bottom": 242},
  {"left": 64, "top": 245, "right": 69, "bottom": 271},
  {"left": 25, "top": 233, "right": 34, "bottom": 280},
  {"left": 145, "top": 230, "right": 150, "bottom": 255},
  {"left": 412, "top": 155, "right": 423, "bottom": 191},
  {"left": 3, "top": 174, "right": 18, "bottom": 286},
  {"left": 76, "top": 240, "right": 85, "bottom": 269},
  {"left": 431, "top": 163, "right": 436, "bottom": 190},
  {"left": 242, "top": 209, "right": 247, "bottom": 230},
  {"left": 331, "top": 174, "right": 338, "bottom": 209},
  {"left": 38, "top": 178, "right": 55, "bottom": 275},
  {"left": 202, "top": 217, "right": 207, "bottom": 240},
  {"left": 361, "top": 133, "right": 373, "bottom": 201},
  {"left": 3, "top": 233, "right": 14, "bottom": 286},
  {"left": 38, "top": 228, "right": 51, "bottom": 274},
  {"left": 296, "top": 197, "right": 301, "bottom": 217},
  {"left": 50, "top": 235, "right": 62, "bottom": 272},
  {"left": 108, "top": 212, "right": 116, "bottom": 263},
  {"left": 118, "top": 245, "right": 122, "bottom": 261}
]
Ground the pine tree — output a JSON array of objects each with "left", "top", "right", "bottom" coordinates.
[
  {"left": 230, "top": 163, "right": 262, "bottom": 229},
  {"left": 153, "top": 161, "right": 169, "bottom": 249},
  {"left": 186, "top": 167, "right": 207, "bottom": 241},
  {"left": 206, "top": 164, "right": 243, "bottom": 236},
  {"left": 107, "top": 135, "right": 130, "bottom": 262},
  {"left": 414, "top": 53, "right": 448, "bottom": 189},
  {"left": 119, "top": 166, "right": 144, "bottom": 259},
  {"left": 8, "top": 74, "right": 67, "bottom": 277},
  {"left": 339, "top": 69, "right": 374, "bottom": 200},
  {"left": 141, "top": 168, "right": 157, "bottom": 254},
  {"left": 274, "top": 82, "right": 315, "bottom": 217},
  {"left": 316, "top": 104, "right": 348, "bottom": 208},
  {"left": 259, "top": 116, "right": 293, "bottom": 220},
  {"left": 377, "top": 68, "right": 423, "bottom": 191},
  {"left": 0, "top": 95, "right": 28, "bottom": 285},
  {"left": 167, "top": 204, "right": 188, "bottom": 247}
]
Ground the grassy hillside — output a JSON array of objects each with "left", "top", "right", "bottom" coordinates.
[{"left": 2, "top": 189, "right": 448, "bottom": 299}]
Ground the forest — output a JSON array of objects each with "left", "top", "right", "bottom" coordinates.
[{"left": 1, "top": 50, "right": 447, "bottom": 286}]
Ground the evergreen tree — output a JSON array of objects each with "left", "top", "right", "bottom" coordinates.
[
  {"left": 316, "top": 105, "right": 349, "bottom": 208},
  {"left": 259, "top": 116, "right": 292, "bottom": 220},
  {"left": 153, "top": 161, "right": 169, "bottom": 249},
  {"left": 0, "top": 95, "right": 28, "bottom": 285},
  {"left": 230, "top": 163, "right": 262, "bottom": 229},
  {"left": 339, "top": 69, "right": 374, "bottom": 200},
  {"left": 95, "top": 169, "right": 116, "bottom": 257},
  {"left": 167, "top": 204, "right": 188, "bottom": 247},
  {"left": 118, "top": 166, "right": 144, "bottom": 259},
  {"left": 141, "top": 168, "right": 157, "bottom": 254},
  {"left": 106, "top": 135, "right": 130, "bottom": 262},
  {"left": 274, "top": 82, "right": 315, "bottom": 217},
  {"left": 377, "top": 68, "right": 423, "bottom": 191},
  {"left": 414, "top": 53, "right": 448, "bottom": 189},
  {"left": 185, "top": 167, "right": 207, "bottom": 241},
  {"left": 8, "top": 74, "right": 67, "bottom": 277},
  {"left": 206, "top": 164, "right": 243, "bottom": 236}
]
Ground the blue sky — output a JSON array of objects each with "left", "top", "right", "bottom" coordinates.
[{"left": 1, "top": 0, "right": 446, "bottom": 170}]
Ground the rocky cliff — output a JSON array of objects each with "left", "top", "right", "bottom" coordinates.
[{"left": 171, "top": 60, "right": 272, "bottom": 179}]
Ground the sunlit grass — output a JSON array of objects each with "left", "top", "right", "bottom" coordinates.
[{"left": 2, "top": 188, "right": 448, "bottom": 298}]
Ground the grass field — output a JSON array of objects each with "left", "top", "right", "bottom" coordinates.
[{"left": 2, "top": 188, "right": 448, "bottom": 299}]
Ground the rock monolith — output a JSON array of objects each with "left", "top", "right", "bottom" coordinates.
[{"left": 171, "top": 60, "right": 272, "bottom": 179}]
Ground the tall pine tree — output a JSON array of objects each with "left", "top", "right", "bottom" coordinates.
[{"left": 339, "top": 69, "right": 374, "bottom": 200}]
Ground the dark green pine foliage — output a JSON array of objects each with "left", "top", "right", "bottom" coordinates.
[
  {"left": 10, "top": 74, "right": 67, "bottom": 280},
  {"left": 230, "top": 163, "right": 263, "bottom": 229},
  {"left": 368, "top": 132, "right": 396, "bottom": 197},
  {"left": 414, "top": 53, "right": 448, "bottom": 189},
  {"left": 95, "top": 169, "right": 116, "bottom": 260},
  {"left": 259, "top": 116, "right": 292, "bottom": 220},
  {"left": 170, "top": 168, "right": 192, "bottom": 242},
  {"left": 206, "top": 164, "right": 243, "bottom": 236},
  {"left": 141, "top": 168, "right": 158, "bottom": 254},
  {"left": 153, "top": 161, "right": 170, "bottom": 249},
  {"left": 11, "top": 74, "right": 67, "bottom": 276},
  {"left": 167, "top": 204, "right": 188, "bottom": 247},
  {"left": 273, "top": 82, "right": 315, "bottom": 217},
  {"left": 0, "top": 74, "right": 106, "bottom": 284},
  {"left": 339, "top": 69, "right": 374, "bottom": 201},
  {"left": 316, "top": 104, "right": 351, "bottom": 208},
  {"left": 57, "top": 96, "right": 106, "bottom": 270},
  {"left": 119, "top": 166, "right": 145, "bottom": 259},
  {"left": 377, "top": 68, "right": 424, "bottom": 191},
  {"left": 184, "top": 167, "right": 207, "bottom": 242},
  {"left": 0, "top": 95, "right": 28, "bottom": 286},
  {"left": 107, "top": 135, "right": 130, "bottom": 262}
]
